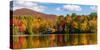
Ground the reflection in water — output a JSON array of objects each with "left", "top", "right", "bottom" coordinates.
[{"left": 11, "top": 33, "right": 97, "bottom": 49}]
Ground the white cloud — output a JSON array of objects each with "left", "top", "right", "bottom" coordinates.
[
  {"left": 13, "top": 6, "right": 24, "bottom": 10},
  {"left": 17, "top": 1, "right": 37, "bottom": 7},
  {"left": 32, "top": 6, "right": 46, "bottom": 12},
  {"left": 56, "top": 7, "right": 61, "bottom": 11},
  {"left": 63, "top": 5, "right": 82, "bottom": 11},
  {"left": 13, "top": 1, "right": 47, "bottom": 12},
  {"left": 90, "top": 6, "right": 97, "bottom": 11}
]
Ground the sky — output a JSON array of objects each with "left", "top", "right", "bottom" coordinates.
[{"left": 11, "top": 1, "right": 97, "bottom": 16}]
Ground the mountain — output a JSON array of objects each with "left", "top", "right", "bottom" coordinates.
[{"left": 12, "top": 8, "right": 57, "bottom": 21}]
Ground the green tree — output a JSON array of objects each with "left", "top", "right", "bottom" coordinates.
[
  {"left": 71, "top": 13, "right": 77, "bottom": 20},
  {"left": 89, "top": 12, "right": 97, "bottom": 19}
]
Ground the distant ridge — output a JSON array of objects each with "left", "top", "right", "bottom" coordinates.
[{"left": 12, "top": 8, "right": 57, "bottom": 21}]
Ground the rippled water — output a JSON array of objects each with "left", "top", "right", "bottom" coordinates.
[{"left": 10, "top": 33, "right": 97, "bottom": 49}]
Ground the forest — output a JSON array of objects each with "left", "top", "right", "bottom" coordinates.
[{"left": 11, "top": 12, "right": 97, "bottom": 35}]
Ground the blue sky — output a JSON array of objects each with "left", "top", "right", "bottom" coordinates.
[{"left": 11, "top": 1, "right": 97, "bottom": 16}]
